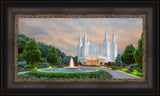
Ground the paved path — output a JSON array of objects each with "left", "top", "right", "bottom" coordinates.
[
  {"left": 79, "top": 66, "right": 142, "bottom": 78},
  {"left": 18, "top": 71, "right": 30, "bottom": 75}
]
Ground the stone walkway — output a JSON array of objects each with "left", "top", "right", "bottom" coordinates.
[{"left": 18, "top": 71, "right": 30, "bottom": 75}]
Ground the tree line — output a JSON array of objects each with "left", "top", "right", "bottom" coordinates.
[{"left": 18, "top": 33, "right": 78, "bottom": 66}]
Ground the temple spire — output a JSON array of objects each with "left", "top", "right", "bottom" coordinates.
[
  {"left": 104, "top": 23, "right": 108, "bottom": 42},
  {"left": 84, "top": 24, "right": 86, "bottom": 33}
]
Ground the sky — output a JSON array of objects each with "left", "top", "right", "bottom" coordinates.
[{"left": 18, "top": 18, "right": 143, "bottom": 56}]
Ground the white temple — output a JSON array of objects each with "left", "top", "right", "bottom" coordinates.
[{"left": 77, "top": 26, "right": 118, "bottom": 66}]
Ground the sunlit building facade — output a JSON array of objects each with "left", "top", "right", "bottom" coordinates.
[{"left": 77, "top": 28, "right": 118, "bottom": 66}]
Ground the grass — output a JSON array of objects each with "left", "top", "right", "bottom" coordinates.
[
  {"left": 18, "top": 68, "right": 36, "bottom": 72},
  {"left": 18, "top": 70, "right": 112, "bottom": 79},
  {"left": 120, "top": 68, "right": 143, "bottom": 77}
]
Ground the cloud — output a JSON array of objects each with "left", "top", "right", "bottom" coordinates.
[{"left": 18, "top": 18, "right": 142, "bottom": 56}]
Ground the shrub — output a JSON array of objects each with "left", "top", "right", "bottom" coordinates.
[
  {"left": 43, "top": 63, "right": 49, "bottom": 67},
  {"left": 18, "top": 54, "right": 24, "bottom": 61},
  {"left": 35, "top": 62, "right": 47, "bottom": 68},
  {"left": 18, "top": 61, "right": 27, "bottom": 70},
  {"left": 19, "top": 70, "right": 112, "bottom": 79},
  {"left": 108, "top": 68, "right": 112, "bottom": 70},
  {"left": 26, "top": 64, "right": 34, "bottom": 69},
  {"left": 40, "top": 58, "right": 47, "bottom": 63},
  {"left": 108, "top": 62, "right": 121, "bottom": 70},
  {"left": 56, "top": 62, "right": 64, "bottom": 68}
]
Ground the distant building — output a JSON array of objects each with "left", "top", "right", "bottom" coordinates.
[{"left": 77, "top": 27, "right": 118, "bottom": 66}]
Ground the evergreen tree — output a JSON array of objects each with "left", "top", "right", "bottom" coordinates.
[
  {"left": 47, "top": 47, "right": 58, "bottom": 65},
  {"left": 63, "top": 56, "right": 70, "bottom": 65},
  {"left": 23, "top": 39, "right": 41, "bottom": 66},
  {"left": 121, "top": 44, "right": 136, "bottom": 65},
  {"left": 58, "top": 56, "right": 63, "bottom": 63},
  {"left": 115, "top": 54, "right": 121, "bottom": 63},
  {"left": 134, "top": 34, "right": 143, "bottom": 68}
]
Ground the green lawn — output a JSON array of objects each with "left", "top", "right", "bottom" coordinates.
[{"left": 120, "top": 69, "right": 143, "bottom": 77}]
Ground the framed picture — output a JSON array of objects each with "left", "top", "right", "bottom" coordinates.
[{"left": 1, "top": 0, "right": 159, "bottom": 95}]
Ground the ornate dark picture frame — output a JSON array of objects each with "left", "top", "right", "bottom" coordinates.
[{"left": 1, "top": 0, "right": 159, "bottom": 95}]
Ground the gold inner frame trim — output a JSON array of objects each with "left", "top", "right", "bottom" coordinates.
[{"left": 14, "top": 14, "right": 146, "bottom": 82}]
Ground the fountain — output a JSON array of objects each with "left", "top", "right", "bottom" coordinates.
[
  {"left": 64, "top": 58, "right": 78, "bottom": 70},
  {"left": 69, "top": 58, "right": 74, "bottom": 68},
  {"left": 37, "top": 58, "right": 97, "bottom": 73}
]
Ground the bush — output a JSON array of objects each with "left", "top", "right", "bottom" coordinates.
[
  {"left": 18, "top": 54, "right": 24, "bottom": 61},
  {"left": 35, "top": 62, "right": 46, "bottom": 68},
  {"left": 21, "top": 70, "right": 112, "bottom": 79},
  {"left": 18, "top": 61, "right": 27, "bottom": 70},
  {"left": 108, "top": 62, "right": 122, "bottom": 70},
  {"left": 56, "top": 62, "right": 64, "bottom": 68},
  {"left": 43, "top": 63, "right": 49, "bottom": 67},
  {"left": 40, "top": 58, "right": 47, "bottom": 63},
  {"left": 26, "top": 64, "right": 34, "bottom": 69}
]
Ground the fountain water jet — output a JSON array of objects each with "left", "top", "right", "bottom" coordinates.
[{"left": 69, "top": 58, "right": 74, "bottom": 68}]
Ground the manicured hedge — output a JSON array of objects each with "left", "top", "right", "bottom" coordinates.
[{"left": 22, "top": 70, "right": 112, "bottom": 79}]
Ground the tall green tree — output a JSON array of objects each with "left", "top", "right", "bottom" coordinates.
[
  {"left": 23, "top": 39, "right": 41, "bottom": 66},
  {"left": 37, "top": 42, "right": 52, "bottom": 58},
  {"left": 134, "top": 34, "right": 143, "bottom": 68},
  {"left": 47, "top": 47, "right": 58, "bottom": 65},
  {"left": 18, "top": 37, "right": 26, "bottom": 54},
  {"left": 121, "top": 44, "right": 136, "bottom": 65}
]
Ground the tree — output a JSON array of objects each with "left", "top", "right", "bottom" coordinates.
[
  {"left": 37, "top": 42, "right": 52, "bottom": 58},
  {"left": 115, "top": 54, "right": 121, "bottom": 62},
  {"left": 121, "top": 44, "right": 136, "bottom": 65},
  {"left": 63, "top": 56, "right": 70, "bottom": 65},
  {"left": 47, "top": 47, "right": 58, "bottom": 65},
  {"left": 73, "top": 56, "right": 78, "bottom": 62},
  {"left": 115, "top": 54, "right": 123, "bottom": 66},
  {"left": 134, "top": 34, "right": 142, "bottom": 68},
  {"left": 23, "top": 39, "right": 41, "bottom": 66},
  {"left": 18, "top": 37, "right": 26, "bottom": 54},
  {"left": 58, "top": 56, "right": 63, "bottom": 63}
]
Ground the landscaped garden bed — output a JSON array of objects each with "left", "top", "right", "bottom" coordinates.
[
  {"left": 18, "top": 70, "right": 112, "bottom": 79},
  {"left": 120, "top": 69, "right": 143, "bottom": 77}
]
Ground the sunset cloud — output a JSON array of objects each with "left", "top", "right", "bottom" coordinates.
[{"left": 18, "top": 18, "right": 142, "bottom": 56}]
